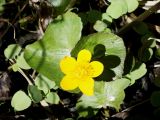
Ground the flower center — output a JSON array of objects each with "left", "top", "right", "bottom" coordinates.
[{"left": 75, "top": 62, "right": 94, "bottom": 79}]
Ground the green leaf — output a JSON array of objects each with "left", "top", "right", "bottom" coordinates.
[
  {"left": 87, "top": 10, "right": 102, "bottom": 23},
  {"left": 24, "top": 12, "right": 82, "bottom": 86},
  {"left": 78, "top": 12, "right": 88, "bottom": 25},
  {"left": 125, "top": 0, "right": 139, "bottom": 13},
  {"left": 11, "top": 90, "right": 31, "bottom": 111},
  {"left": 151, "top": 91, "right": 160, "bottom": 107},
  {"left": 77, "top": 106, "right": 98, "bottom": 118},
  {"left": 138, "top": 46, "right": 153, "bottom": 62},
  {"left": 0, "top": 0, "right": 5, "bottom": 12},
  {"left": 138, "top": 47, "right": 153, "bottom": 62},
  {"left": 123, "top": 53, "right": 135, "bottom": 75},
  {"left": 49, "top": 0, "right": 76, "bottom": 14},
  {"left": 77, "top": 78, "right": 130, "bottom": 115},
  {"left": 28, "top": 85, "right": 43, "bottom": 103},
  {"left": 103, "top": 79, "right": 130, "bottom": 109},
  {"left": 125, "top": 62, "right": 147, "bottom": 85},
  {"left": 11, "top": 63, "right": 19, "bottom": 72},
  {"left": 17, "top": 52, "right": 31, "bottom": 70},
  {"left": 45, "top": 92, "right": 60, "bottom": 104},
  {"left": 102, "top": 13, "right": 112, "bottom": 23},
  {"left": 120, "top": 0, "right": 128, "bottom": 15},
  {"left": 155, "top": 48, "right": 160, "bottom": 60},
  {"left": 72, "top": 32, "right": 126, "bottom": 79},
  {"left": 93, "top": 20, "right": 107, "bottom": 32},
  {"left": 141, "top": 35, "right": 156, "bottom": 48},
  {"left": 132, "top": 22, "right": 149, "bottom": 35},
  {"left": 106, "top": 0, "right": 128, "bottom": 19},
  {"left": 106, "top": 1, "right": 123, "bottom": 19},
  {"left": 4, "top": 44, "right": 21, "bottom": 59},
  {"left": 35, "top": 74, "right": 57, "bottom": 94}
]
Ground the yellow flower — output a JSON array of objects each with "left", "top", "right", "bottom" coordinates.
[{"left": 60, "top": 49, "right": 104, "bottom": 96}]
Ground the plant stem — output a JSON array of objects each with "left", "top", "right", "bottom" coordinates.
[
  {"left": 18, "top": 69, "right": 33, "bottom": 85},
  {"left": 117, "top": 1, "right": 160, "bottom": 36}
]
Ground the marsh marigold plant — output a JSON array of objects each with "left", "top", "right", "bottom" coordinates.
[{"left": 60, "top": 49, "right": 104, "bottom": 96}]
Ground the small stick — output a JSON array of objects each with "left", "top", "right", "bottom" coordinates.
[{"left": 117, "top": 1, "right": 160, "bottom": 36}]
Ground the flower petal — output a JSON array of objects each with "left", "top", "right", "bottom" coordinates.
[
  {"left": 60, "top": 56, "right": 76, "bottom": 74},
  {"left": 79, "top": 77, "right": 94, "bottom": 96},
  {"left": 90, "top": 61, "right": 104, "bottom": 77},
  {"left": 60, "top": 75, "right": 78, "bottom": 90},
  {"left": 77, "top": 49, "right": 91, "bottom": 62}
]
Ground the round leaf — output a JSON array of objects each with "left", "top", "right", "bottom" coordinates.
[
  {"left": 93, "top": 20, "right": 107, "bottom": 32},
  {"left": 35, "top": 74, "right": 57, "bottom": 93},
  {"left": 24, "top": 12, "right": 82, "bottom": 86},
  {"left": 28, "top": 85, "right": 43, "bottom": 103},
  {"left": 71, "top": 32, "right": 126, "bottom": 79},
  {"left": 4, "top": 44, "right": 21, "bottom": 59},
  {"left": 11, "top": 90, "right": 31, "bottom": 111},
  {"left": 106, "top": 1, "right": 123, "bottom": 19},
  {"left": 125, "top": 0, "right": 139, "bottom": 13},
  {"left": 45, "top": 92, "right": 60, "bottom": 104}
]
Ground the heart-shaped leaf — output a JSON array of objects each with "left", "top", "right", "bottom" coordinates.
[
  {"left": 45, "top": 92, "right": 60, "bottom": 104},
  {"left": 11, "top": 90, "right": 31, "bottom": 111},
  {"left": 24, "top": 12, "right": 82, "bottom": 86},
  {"left": 72, "top": 32, "right": 126, "bottom": 79},
  {"left": 4, "top": 44, "right": 21, "bottom": 59},
  {"left": 35, "top": 74, "right": 57, "bottom": 94},
  {"left": 28, "top": 85, "right": 43, "bottom": 103}
]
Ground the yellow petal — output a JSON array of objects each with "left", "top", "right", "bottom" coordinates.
[
  {"left": 60, "top": 75, "right": 78, "bottom": 90},
  {"left": 60, "top": 56, "right": 76, "bottom": 74},
  {"left": 90, "top": 61, "right": 104, "bottom": 77},
  {"left": 77, "top": 49, "right": 91, "bottom": 62},
  {"left": 79, "top": 78, "right": 94, "bottom": 96}
]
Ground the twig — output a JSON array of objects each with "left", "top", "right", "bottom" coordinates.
[
  {"left": 111, "top": 99, "right": 150, "bottom": 118},
  {"left": 117, "top": 1, "right": 160, "bottom": 36},
  {"left": 0, "top": 0, "right": 28, "bottom": 40}
]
